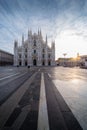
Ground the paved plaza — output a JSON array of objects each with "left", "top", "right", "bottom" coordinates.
[{"left": 0, "top": 66, "right": 87, "bottom": 130}]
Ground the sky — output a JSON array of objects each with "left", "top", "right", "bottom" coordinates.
[{"left": 0, "top": 0, "right": 87, "bottom": 59}]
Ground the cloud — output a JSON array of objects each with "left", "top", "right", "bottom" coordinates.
[{"left": 0, "top": 0, "right": 87, "bottom": 58}]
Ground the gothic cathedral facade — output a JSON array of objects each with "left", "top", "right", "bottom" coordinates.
[{"left": 14, "top": 30, "right": 55, "bottom": 66}]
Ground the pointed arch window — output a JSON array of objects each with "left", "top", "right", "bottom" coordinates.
[
  {"left": 42, "top": 54, "right": 45, "bottom": 58},
  {"left": 34, "top": 40, "right": 36, "bottom": 46},
  {"left": 43, "top": 48, "right": 45, "bottom": 53},
  {"left": 25, "top": 48, "right": 27, "bottom": 52},
  {"left": 34, "top": 50, "right": 36, "bottom": 54},
  {"left": 48, "top": 54, "right": 51, "bottom": 58},
  {"left": 19, "top": 54, "right": 21, "bottom": 58}
]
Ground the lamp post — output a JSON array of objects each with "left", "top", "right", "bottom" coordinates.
[{"left": 63, "top": 53, "right": 67, "bottom": 66}]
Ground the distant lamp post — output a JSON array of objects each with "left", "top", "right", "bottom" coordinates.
[
  {"left": 77, "top": 53, "right": 80, "bottom": 66},
  {"left": 63, "top": 53, "right": 67, "bottom": 66}
]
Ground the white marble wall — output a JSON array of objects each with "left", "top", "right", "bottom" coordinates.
[{"left": 14, "top": 32, "right": 55, "bottom": 66}]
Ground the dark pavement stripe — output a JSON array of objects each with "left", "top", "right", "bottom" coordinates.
[
  {"left": 5, "top": 107, "right": 21, "bottom": 127},
  {"left": 0, "top": 70, "right": 37, "bottom": 105},
  {"left": 3, "top": 73, "right": 41, "bottom": 130},
  {"left": 44, "top": 73, "right": 83, "bottom": 130},
  {"left": 0, "top": 71, "right": 38, "bottom": 129},
  {"left": 19, "top": 73, "right": 41, "bottom": 130}
]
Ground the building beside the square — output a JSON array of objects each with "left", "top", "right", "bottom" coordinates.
[
  {"left": 79, "top": 55, "right": 87, "bottom": 68},
  {"left": 56, "top": 53, "right": 87, "bottom": 68},
  {"left": 56, "top": 57, "right": 78, "bottom": 67},
  {"left": 14, "top": 30, "right": 55, "bottom": 66},
  {"left": 0, "top": 49, "right": 13, "bottom": 66}
]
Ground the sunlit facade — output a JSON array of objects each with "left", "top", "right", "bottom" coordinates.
[{"left": 56, "top": 58, "right": 78, "bottom": 67}]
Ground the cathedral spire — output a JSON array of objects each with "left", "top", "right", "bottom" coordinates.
[
  {"left": 39, "top": 29, "right": 42, "bottom": 39},
  {"left": 28, "top": 29, "right": 29, "bottom": 37},
  {"left": 22, "top": 34, "right": 24, "bottom": 45},
  {"left": 28, "top": 29, "right": 32, "bottom": 38},
  {"left": 14, "top": 39, "right": 18, "bottom": 48},
  {"left": 30, "top": 29, "right": 32, "bottom": 35},
  {"left": 46, "top": 35, "right": 48, "bottom": 44},
  {"left": 40, "top": 29, "right": 42, "bottom": 36},
  {"left": 51, "top": 40, "right": 55, "bottom": 48},
  {"left": 38, "top": 28, "right": 40, "bottom": 35}
]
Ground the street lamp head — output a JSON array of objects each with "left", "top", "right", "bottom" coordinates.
[{"left": 63, "top": 53, "right": 67, "bottom": 57}]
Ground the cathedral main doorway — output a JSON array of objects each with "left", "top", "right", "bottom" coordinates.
[
  {"left": 33, "top": 59, "right": 37, "bottom": 66},
  {"left": 48, "top": 61, "right": 51, "bottom": 66},
  {"left": 19, "top": 61, "right": 21, "bottom": 66},
  {"left": 42, "top": 61, "right": 45, "bottom": 66},
  {"left": 25, "top": 61, "right": 27, "bottom": 66}
]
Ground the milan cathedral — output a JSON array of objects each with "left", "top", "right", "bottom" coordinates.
[{"left": 14, "top": 30, "right": 55, "bottom": 66}]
